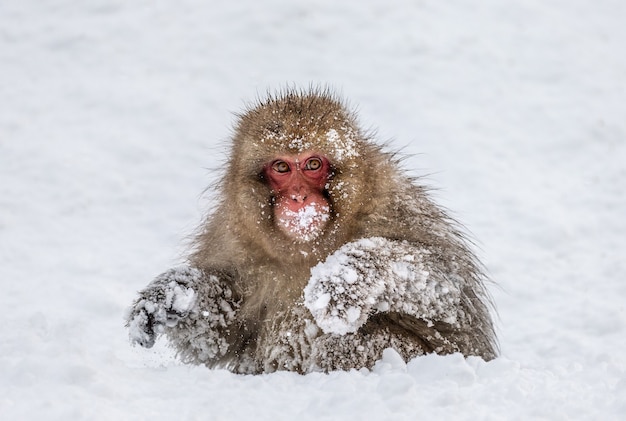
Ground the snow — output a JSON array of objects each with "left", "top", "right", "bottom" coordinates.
[
  {"left": 324, "top": 128, "right": 360, "bottom": 161},
  {"left": 276, "top": 201, "right": 330, "bottom": 241},
  {"left": 127, "top": 267, "right": 200, "bottom": 347},
  {"left": 266, "top": 124, "right": 359, "bottom": 162},
  {"left": 1, "top": 0, "right": 625, "bottom": 419},
  {"left": 305, "top": 238, "right": 463, "bottom": 336}
]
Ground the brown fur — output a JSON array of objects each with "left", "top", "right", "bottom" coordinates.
[
  {"left": 192, "top": 88, "right": 497, "bottom": 370},
  {"left": 128, "top": 87, "right": 498, "bottom": 373}
]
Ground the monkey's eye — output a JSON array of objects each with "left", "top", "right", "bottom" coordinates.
[
  {"left": 272, "top": 161, "right": 290, "bottom": 173},
  {"left": 304, "top": 158, "right": 322, "bottom": 171}
]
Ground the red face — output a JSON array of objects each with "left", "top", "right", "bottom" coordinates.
[{"left": 263, "top": 154, "right": 332, "bottom": 242}]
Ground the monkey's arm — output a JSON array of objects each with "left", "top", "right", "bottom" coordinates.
[
  {"left": 126, "top": 266, "right": 241, "bottom": 363},
  {"left": 303, "top": 237, "right": 462, "bottom": 335}
]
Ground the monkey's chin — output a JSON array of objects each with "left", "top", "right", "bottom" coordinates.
[{"left": 276, "top": 202, "right": 330, "bottom": 243}]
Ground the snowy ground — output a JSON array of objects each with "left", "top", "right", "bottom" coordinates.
[{"left": 2, "top": 0, "right": 625, "bottom": 419}]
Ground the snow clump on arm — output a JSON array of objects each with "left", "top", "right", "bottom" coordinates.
[
  {"left": 126, "top": 266, "right": 200, "bottom": 347},
  {"left": 304, "top": 237, "right": 462, "bottom": 335}
]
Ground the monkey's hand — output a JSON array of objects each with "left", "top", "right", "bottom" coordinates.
[
  {"left": 304, "top": 237, "right": 462, "bottom": 335},
  {"left": 125, "top": 266, "right": 200, "bottom": 348},
  {"left": 304, "top": 238, "right": 389, "bottom": 335}
]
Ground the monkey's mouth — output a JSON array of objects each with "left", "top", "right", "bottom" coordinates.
[{"left": 275, "top": 201, "right": 330, "bottom": 242}]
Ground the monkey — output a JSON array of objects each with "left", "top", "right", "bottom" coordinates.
[{"left": 126, "top": 87, "right": 498, "bottom": 374}]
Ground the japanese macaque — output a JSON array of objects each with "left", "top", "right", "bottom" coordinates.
[{"left": 126, "top": 88, "right": 498, "bottom": 374}]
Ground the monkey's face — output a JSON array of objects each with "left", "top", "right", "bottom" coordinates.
[{"left": 263, "top": 153, "right": 332, "bottom": 242}]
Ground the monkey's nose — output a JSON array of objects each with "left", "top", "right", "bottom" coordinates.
[
  {"left": 290, "top": 193, "right": 307, "bottom": 203},
  {"left": 289, "top": 180, "right": 308, "bottom": 203}
]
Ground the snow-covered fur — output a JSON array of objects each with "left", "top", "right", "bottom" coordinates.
[{"left": 126, "top": 88, "right": 498, "bottom": 374}]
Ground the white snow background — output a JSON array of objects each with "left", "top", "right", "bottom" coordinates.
[{"left": 1, "top": 0, "right": 625, "bottom": 419}]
